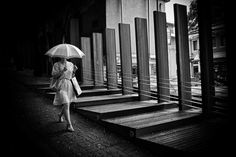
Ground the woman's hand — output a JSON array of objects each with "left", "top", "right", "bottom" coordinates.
[
  {"left": 73, "top": 65, "right": 78, "bottom": 72},
  {"left": 52, "top": 67, "right": 66, "bottom": 79}
]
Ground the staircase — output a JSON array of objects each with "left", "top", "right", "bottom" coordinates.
[
  {"left": 34, "top": 81, "right": 223, "bottom": 154},
  {"left": 102, "top": 107, "right": 202, "bottom": 138},
  {"left": 72, "top": 92, "right": 204, "bottom": 154}
]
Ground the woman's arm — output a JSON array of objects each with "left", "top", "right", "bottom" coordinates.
[
  {"left": 72, "top": 64, "right": 78, "bottom": 78},
  {"left": 51, "top": 63, "right": 66, "bottom": 79},
  {"left": 52, "top": 71, "right": 63, "bottom": 79}
]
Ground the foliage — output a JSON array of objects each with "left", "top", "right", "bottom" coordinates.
[{"left": 187, "top": 0, "right": 198, "bottom": 31}]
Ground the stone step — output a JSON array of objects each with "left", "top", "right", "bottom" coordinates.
[
  {"left": 79, "top": 88, "right": 122, "bottom": 97},
  {"left": 37, "top": 86, "right": 53, "bottom": 93},
  {"left": 29, "top": 82, "right": 50, "bottom": 88},
  {"left": 40, "top": 87, "right": 121, "bottom": 97},
  {"left": 75, "top": 100, "right": 178, "bottom": 120},
  {"left": 73, "top": 94, "right": 139, "bottom": 107},
  {"left": 37, "top": 85, "right": 107, "bottom": 93},
  {"left": 102, "top": 108, "right": 202, "bottom": 138},
  {"left": 136, "top": 116, "right": 229, "bottom": 154},
  {"left": 46, "top": 92, "right": 138, "bottom": 108}
]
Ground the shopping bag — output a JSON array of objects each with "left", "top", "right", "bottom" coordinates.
[{"left": 71, "top": 77, "right": 82, "bottom": 97}]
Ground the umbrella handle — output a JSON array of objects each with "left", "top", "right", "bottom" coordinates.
[
  {"left": 63, "top": 63, "right": 68, "bottom": 71},
  {"left": 62, "top": 36, "right": 65, "bottom": 44}
]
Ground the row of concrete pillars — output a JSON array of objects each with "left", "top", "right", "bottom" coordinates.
[
  {"left": 69, "top": 3, "right": 215, "bottom": 115},
  {"left": 72, "top": 4, "right": 195, "bottom": 111}
]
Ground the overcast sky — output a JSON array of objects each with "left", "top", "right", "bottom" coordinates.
[{"left": 165, "top": 0, "right": 192, "bottom": 23}]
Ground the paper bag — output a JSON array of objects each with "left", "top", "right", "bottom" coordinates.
[{"left": 71, "top": 77, "right": 82, "bottom": 97}]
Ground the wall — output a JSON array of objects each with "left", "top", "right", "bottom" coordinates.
[
  {"left": 80, "top": 0, "right": 106, "bottom": 37},
  {"left": 106, "top": 0, "right": 161, "bottom": 57}
]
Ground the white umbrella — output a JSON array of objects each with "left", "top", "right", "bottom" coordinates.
[{"left": 45, "top": 43, "right": 85, "bottom": 59}]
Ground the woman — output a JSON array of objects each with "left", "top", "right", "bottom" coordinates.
[{"left": 51, "top": 57, "right": 79, "bottom": 132}]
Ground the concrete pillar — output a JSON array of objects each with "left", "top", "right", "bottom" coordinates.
[
  {"left": 105, "top": 28, "right": 118, "bottom": 89},
  {"left": 135, "top": 18, "right": 151, "bottom": 101},
  {"left": 153, "top": 11, "right": 170, "bottom": 102},
  {"left": 119, "top": 23, "right": 133, "bottom": 95},
  {"left": 198, "top": 1, "right": 215, "bottom": 115},
  {"left": 81, "top": 37, "right": 93, "bottom": 86},
  {"left": 70, "top": 18, "right": 82, "bottom": 82},
  {"left": 92, "top": 33, "right": 104, "bottom": 87},
  {"left": 174, "top": 4, "right": 192, "bottom": 110}
]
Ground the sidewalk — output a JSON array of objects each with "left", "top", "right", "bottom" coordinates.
[{"left": 3, "top": 69, "right": 160, "bottom": 157}]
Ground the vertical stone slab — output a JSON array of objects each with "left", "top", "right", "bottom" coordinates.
[
  {"left": 70, "top": 18, "right": 82, "bottom": 82},
  {"left": 105, "top": 28, "right": 118, "bottom": 89},
  {"left": 174, "top": 4, "right": 192, "bottom": 110},
  {"left": 119, "top": 23, "right": 133, "bottom": 94},
  {"left": 153, "top": 11, "right": 170, "bottom": 103},
  {"left": 92, "top": 33, "right": 104, "bottom": 87},
  {"left": 70, "top": 18, "right": 80, "bottom": 48},
  {"left": 135, "top": 18, "right": 151, "bottom": 101},
  {"left": 198, "top": 1, "right": 215, "bottom": 114},
  {"left": 81, "top": 37, "right": 93, "bottom": 85}
]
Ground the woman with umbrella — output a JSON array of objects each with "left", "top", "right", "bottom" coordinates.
[{"left": 46, "top": 43, "right": 85, "bottom": 132}]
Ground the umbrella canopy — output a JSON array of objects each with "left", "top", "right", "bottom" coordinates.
[{"left": 45, "top": 43, "right": 85, "bottom": 59}]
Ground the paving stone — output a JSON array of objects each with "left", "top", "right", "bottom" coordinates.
[{"left": 4, "top": 69, "right": 159, "bottom": 157}]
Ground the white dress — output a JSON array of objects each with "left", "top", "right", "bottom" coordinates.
[{"left": 52, "top": 61, "right": 79, "bottom": 105}]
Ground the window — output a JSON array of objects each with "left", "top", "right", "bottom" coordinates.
[
  {"left": 193, "top": 40, "right": 198, "bottom": 51},
  {"left": 212, "top": 37, "right": 217, "bottom": 48},
  {"left": 151, "top": 64, "right": 156, "bottom": 75},
  {"left": 220, "top": 35, "right": 225, "bottom": 47},
  {"left": 159, "top": 3, "right": 162, "bottom": 11},
  {"left": 194, "top": 66, "right": 199, "bottom": 74}
]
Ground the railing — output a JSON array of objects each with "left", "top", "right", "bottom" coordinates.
[{"left": 80, "top": 68, "right": 228, "bottom": 113}]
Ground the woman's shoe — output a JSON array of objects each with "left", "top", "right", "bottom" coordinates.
[
  {"left": 58, "top": 114, "right": 64, "bottom": 123},
  {"left": 67, "top": 124, "right": 75, "bottom": 132}
]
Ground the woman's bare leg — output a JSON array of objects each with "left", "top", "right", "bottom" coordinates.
[
  {"left": 58, "top": 105, "right": 65, "bottom": 122},
  {"left": 62, "top": 103, "right": 74, "bottom": 131}
]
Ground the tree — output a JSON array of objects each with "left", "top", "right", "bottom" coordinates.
[{"left": 187, "top": 0, "right": 198, "bottom": 31}]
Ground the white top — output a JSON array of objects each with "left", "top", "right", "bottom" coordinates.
[{"left": 51, "top": 61, "right": 79, "bottom": 105}]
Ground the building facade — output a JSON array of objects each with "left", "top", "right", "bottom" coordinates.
[{"left": 189, "top": 24, "right": 226, "bottom": 85}]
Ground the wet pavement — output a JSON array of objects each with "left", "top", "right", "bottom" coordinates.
[{"left": 2, "top": 69, "right": 164, "bottom": 157}]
